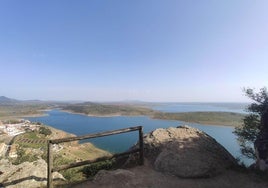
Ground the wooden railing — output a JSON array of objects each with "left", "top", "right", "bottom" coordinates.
[{"left": 47, "top": 126, "right": 144, "bottom": 188}]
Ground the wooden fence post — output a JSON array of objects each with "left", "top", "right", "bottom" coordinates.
[
  {"left": 139, "top": 126, "right": 144, "bottom": 165},
  {"left": 47, "top": 140, "right": 53, "bottom": 188},
  {"left": 46, "top": 126, "right": 143, "bottom": 186}
]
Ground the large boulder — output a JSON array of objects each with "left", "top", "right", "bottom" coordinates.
[
  {"left": 135, "top": 126, "right": 236, "bottom": 178},
  {"left": 0, "top": 159, "right": 64, "bottom": 188}
]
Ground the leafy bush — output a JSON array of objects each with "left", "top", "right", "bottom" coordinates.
[
  {"left": 39, "top": 126, "right": 52, "bottom": 136},
  {"left": 12, "top": 146, "right": 38, "bottom": 165},
  {"left": 62, "top": 168, "right": 85, "bottom": 182},
  {"left": 81, "top": 160, "right": 115, "bottom": 178},
  {"left": 234, "top": 87, "right": 268, "bottom": 160}
]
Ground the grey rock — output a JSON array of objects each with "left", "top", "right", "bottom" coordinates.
[
  {"left": 143, "top": 126, "right": 236, "bottom": 178},
  {"left": 0, "top": 159, "right": 64, "bottom": 188}
]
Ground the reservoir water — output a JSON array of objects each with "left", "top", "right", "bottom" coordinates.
[
  {"left": 27, "top": 103, "right": 253, "bottom": 165},
  {"left": 151, "top": 102, "right": 248, "bottom": 113}
]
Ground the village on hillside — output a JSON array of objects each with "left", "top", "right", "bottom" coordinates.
[
  {"left": 0, "top": 119, "right": 41, "bottom": 158},
  {"left": 0, "top": 119, "right": 40, "bottom": 136}
]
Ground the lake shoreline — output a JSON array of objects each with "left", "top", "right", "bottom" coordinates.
[
  {"left": 19, "top": 104, "right": 244, "bottom": 128},
  {"left": 60, "top": 109, "right": 124, "bottom": 117},
  {"left": 59, "top": 109, "right": 240, "bottom": 128},
  {"left": 26, "top": 109, "right": 253, "bottom": 165}
]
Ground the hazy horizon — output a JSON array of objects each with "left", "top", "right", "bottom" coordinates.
[
  {"left": 1, "top": 1, "right": 267, "bottom": 102},
  {"left": 0, "top": 95, "right": 250, "bottom": 104}
]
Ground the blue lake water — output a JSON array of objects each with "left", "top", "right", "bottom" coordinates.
[
  {"left": 151, "top": 102, "right": 248, "bottom": 113},
  {"left": 27, "top": 105, "right": 254, "bottom": 165}
]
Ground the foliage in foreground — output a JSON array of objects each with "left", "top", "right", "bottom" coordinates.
[
  {"left": 234, "top": 87, "right": 268, "bottom": 159},
  {"left": 81, "top": 159, "right": 115, "bottom": 178}
]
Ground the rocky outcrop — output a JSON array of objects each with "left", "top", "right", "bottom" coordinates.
[
  {"left": 145, "top": 126, "right": 236, "bottom": 177},
  {"left": 0, "top": 159, "right": 64, "bottom": 188},
  {"left": 126, "top": 126, "right": 236, "bottom": 178},
  {"left": 70, "top": 126, "right": 268, "bottom": 188}
]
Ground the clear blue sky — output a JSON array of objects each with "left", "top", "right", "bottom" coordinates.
[{"left": 0, "top": 0, "right": 267, "bottom": 102}]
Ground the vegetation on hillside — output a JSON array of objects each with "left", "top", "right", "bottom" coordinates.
[
  {"left": 0, "top": 104, "right": 49, "bottom": 119},
  {"left": 12, "top": 145, "right": 39, "bottom": 165},
  {"left": 10, "top": 125, "right": 111, "bottom": 183},
  {"left": 62, "top": 102, "right": 155, "bottom": 116},
  {"left": 39, "top": 126, "right": 52, "bottom": 136},
  {"left": 0, "top": 97, "right": 68, "bottom": 119}
]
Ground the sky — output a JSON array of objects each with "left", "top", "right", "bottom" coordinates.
[{"left": 0, "top": 0, "right": 268, "bottom": 102}]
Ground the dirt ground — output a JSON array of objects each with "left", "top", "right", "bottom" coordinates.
[{"left": 68, "top": 160, "right": 268, "bottom": 188}]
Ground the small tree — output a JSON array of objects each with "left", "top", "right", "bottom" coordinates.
[
  {"left": 39, "top": 126, "right": 52, "bottom": 136},
  {"left": 234, "top": 87, "right": 268, "bottom": 169}
]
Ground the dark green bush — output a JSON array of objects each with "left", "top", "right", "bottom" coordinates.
[
  {"left": 39, "top": 126, "right": 52, "bottom": 136},
  {"left": 81, "top": 160, "right": 114, "bottom": 178}
]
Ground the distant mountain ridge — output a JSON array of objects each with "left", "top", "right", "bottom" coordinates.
[
  {"left": 0, "top": 96, "right": 17, "bottom": 101},
  {"left": 0, "top": 96, "right": 45, "bottom": 105},
  {"left": 0, "top": 96, "right": 72, "bottom": 106},
  {"left": 0, "top": 96, "right": 19, "bottom": 104}
]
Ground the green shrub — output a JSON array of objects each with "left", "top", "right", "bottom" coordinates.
[
  {"left": 39, "top": 126, "right": 52, "bottom": 136},
  {"left": 81, "top": 159, "right": 115, "bottom": 178},
  {"left": 12, "top": 146, "right": 38, "bottom": 165},
  {"left": 62, "top": 168, "right": 84, "bottom": 182}
]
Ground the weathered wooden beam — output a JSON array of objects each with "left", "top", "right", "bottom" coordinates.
[
  {"left": 53, "top": 148, "right": 140, "bottom": 172},
  {"left": 47, "top": 140, "right": 53, "bottom": 188},
  {"left": 47, "top": 126, "right": 144, "bottom": 187},
  {"left": 139, "top": 127, "right": 144, "bottom": 165},
  {"left": 50, "top": 126, "right": 142, "bottom": 144}
]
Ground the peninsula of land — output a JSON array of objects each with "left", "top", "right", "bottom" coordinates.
[
  {"left": 62, "top": 102, "right": 245, "bottom": 127},
  {"left": 0, "top": 96, "right": 245, "bottom": 127}
]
